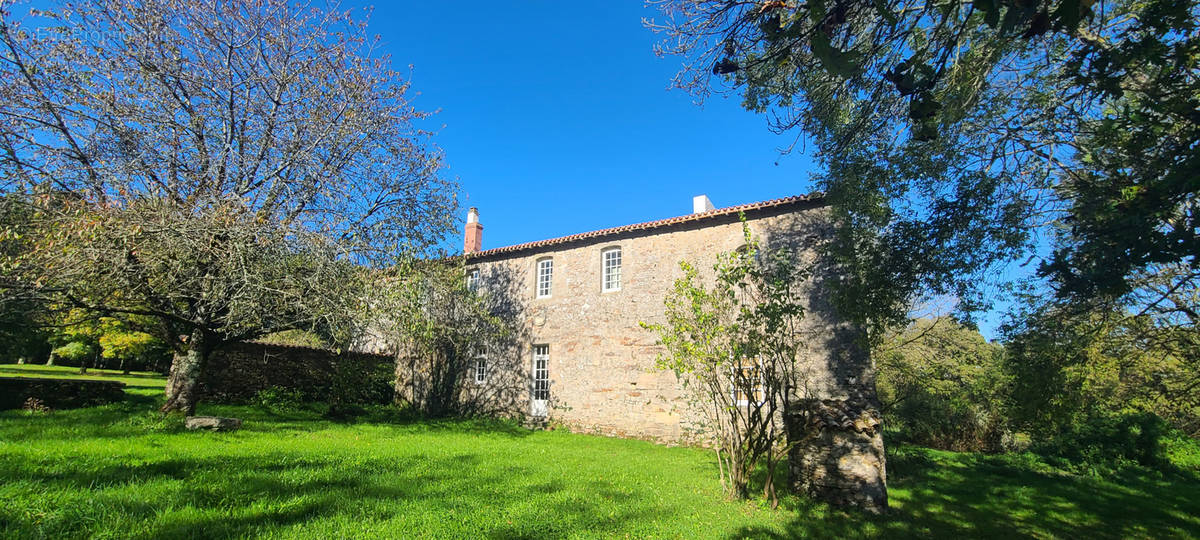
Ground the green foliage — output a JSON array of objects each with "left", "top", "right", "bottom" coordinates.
[
  {"left": 45, "top": 309, "right": 169, "bottom": 371},
  {"left": 651, "top": 0, "right": 1200, "bottom": 339},
  {"left": 376, "top": 257, "right": 514, "bottom": 417},
  {"left": 642, "top": 220, "right": 810, "bottom": 502},
  {"left": 253, "top": 386, "right": 306, "bottom": 414},
  {"left": 50, "top": 341, "right": 93, "bottom": 362},
  {"left": 1031, "top": 412, "right": 1194, "bottom": 474},
  {"left": 999, "top": 287, "right": 1200, "bottom": 473},
  {"left": 1043, "top": 0, "right": 1200, "bottom": 301},
  {"left": 876, "top": 317, "right": 1011, "bottom": 452},
  {"left": 1004, "top": 295, "right": 1200, "bottom": 439}
]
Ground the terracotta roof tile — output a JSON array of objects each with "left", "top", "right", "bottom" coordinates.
[{"left": 468, "top": 192, "right": 825, "bottom": 259}]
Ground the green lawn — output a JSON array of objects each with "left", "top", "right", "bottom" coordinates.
[
  {"left": 0, "top": 363, "right": 167, "bottom": 392},
  {"left": 1, "top": 364, "right": 1197, "bottom": 539}
]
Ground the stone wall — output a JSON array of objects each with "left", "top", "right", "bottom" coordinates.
[
  {"left": 201, "top": 342, "right": 394, "bottom": 404},
  {"left": 0, "top": 377, "right": 125, "bottom": 410},
  {"left": 787, "top": 391, "right": 888, "bottom": 512}
]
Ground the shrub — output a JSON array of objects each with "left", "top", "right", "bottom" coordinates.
[
  {"left": 1032, "top": 412, "right": 1197, "bottom": 474},
  {"left": 876, "top": 317, "right": 1012, "bottom": 452},
  {"left": 254, "top": 386, "right": 306, "bottom": 413},
  {"left": 324, "top": 402, "right": 367, "bottom": 421}
]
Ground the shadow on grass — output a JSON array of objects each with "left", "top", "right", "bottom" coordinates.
[
  {"left": 729, "top": 446, "right": 1200, "bottom": 539},
  {"left": 0, "top": 390, "right": 534, "bottom": 444},
  {"left": 0, "top": 392, "right": 167, "bottom": 442},
  {"left": 0, "top": 447, "right": 663, "bottom": 539}
]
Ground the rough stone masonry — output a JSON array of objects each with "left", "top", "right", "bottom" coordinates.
[{"left": 393, "top": 193, "right": 888, "bottom": 510}]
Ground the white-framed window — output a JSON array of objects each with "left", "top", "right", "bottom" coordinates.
[
  {"left": 466, "top": 268, "right": 480, "bottom": 292},
  {"left": 474, "top": 353, "right": 487, "bottom": 384},
  {"left": 601, "top": 246, "right": 622, "bottom": 292},
  {"left": 532, "top": 344, "right": 550, "bottom": 400},
  {"left": 731, "top": 358, "right": 765, "bottom": 406},
  {"left": 535, "top": 258, "right": 553, "bottom": 298}
]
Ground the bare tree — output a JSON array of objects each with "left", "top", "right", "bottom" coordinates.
[{"left": 0, "top": 0, "right": 457, "bottom": 414}]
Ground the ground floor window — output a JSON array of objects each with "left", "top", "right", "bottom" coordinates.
[
  {"left": 532, "top": 345, "right": 549, "bottom": 400},
  {"left": 474, "top": 354, "right": 487, "bottom": 384},
  {"left": 732, "top": 358, "right": 764, "bottom": 406}
]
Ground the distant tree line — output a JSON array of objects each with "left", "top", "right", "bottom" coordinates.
[{"left": 878, "top": 307, "right": 1198, "bottom": 471}]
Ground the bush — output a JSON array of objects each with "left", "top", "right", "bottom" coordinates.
[
  {"left": 876, "top": 317, "right": 1012, "bottom": 452},
  {"left": 253, "top": 386, "right": 306, "bottom": 413},
  {"left": 883, "top": 390, "right": 1010, "bottom": 452},
  {"left": 324, "top": 402, "right": 367, "bottom": 421},
  {"left": 1033, "top": 412, "right": 1198, "bottom": 474}
]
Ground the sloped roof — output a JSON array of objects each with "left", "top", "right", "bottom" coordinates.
[{"left": 468, "top": 192, "right": 825, "bottom": 260}]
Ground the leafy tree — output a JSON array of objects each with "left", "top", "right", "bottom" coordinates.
[
  {"left": 1003, "top": 274, "right": 1200, "bottom": 439},
  {"left": 875, "top": 317, "right": 1010, "bottom": 451},
  {"left": 51, "top": 341, "right": 94, "bottom": 366},
  {"left": 0, "top": 0, "right": 456, "bottom": 413},
  {"left": 44, "top": 309, "right": 167, "bottom": 372},
  {"left": 379, "top": 258, "right": 514, "bottom": 417},
  {"left": 97, "top": 324, "right": 168, "bottom": 373},
  {"left": 642, "top": 223, "right": 810, "bottom": 504},
  {"left": 648, "top": 0, "right": 1199, "bottom": 334}
]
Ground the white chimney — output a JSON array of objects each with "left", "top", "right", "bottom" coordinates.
[{"left": 693, "top": 194, "right": 715, "bottom": 214}]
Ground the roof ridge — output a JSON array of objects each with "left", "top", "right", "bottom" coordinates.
[{"left": 468, "top": 191, "right": 824, "bottom": 259}]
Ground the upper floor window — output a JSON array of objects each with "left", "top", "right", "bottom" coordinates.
[
  {"left": 466, "top": 268, "right": 480, "bottom": 292},
  {"left": 536, "top": 258, "right": 553, "bottom": 298},
  {"left": 602, "top": 247, "right": 622, "bottom": 292}
]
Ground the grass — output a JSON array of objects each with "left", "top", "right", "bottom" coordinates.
[
  {"left": 0, "top": 364, "right": 1198, "bottom": 539},
  {"left": 0, "top": 364, "right": 167, "bottom": 398}
]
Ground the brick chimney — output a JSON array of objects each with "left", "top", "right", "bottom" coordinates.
[
  {"left": 693, "top": 194, "right": 715, "bottom": 214},
  {"left": 463, "top": 207, "right": 483, "bottom": 254}
]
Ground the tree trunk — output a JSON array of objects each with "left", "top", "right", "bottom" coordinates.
[
  {"left": 46, "top": 351, "right": 55, "bottom": 366},
  {"left": 162, "top": 331, "right": 208, "bottom": 415}
]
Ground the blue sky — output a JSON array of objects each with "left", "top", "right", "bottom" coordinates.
[
  {"left": 363, "top": 2, "right": 818, "bottom": 244},
  {"left": 358, "top": 1, "right": 1019, "bottom": 338}
]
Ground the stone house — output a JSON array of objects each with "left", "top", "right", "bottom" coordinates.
[{"left": 393, "top": 193, "right": 886, "bottom": 510}]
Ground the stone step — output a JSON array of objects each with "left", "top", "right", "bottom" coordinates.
[{"left": 524, "top": 417, "right": 549, "bottom": 430}]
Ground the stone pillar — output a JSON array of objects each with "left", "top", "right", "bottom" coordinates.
[{"left": 787, "top": 394, "right": 888, "bottom": 512}]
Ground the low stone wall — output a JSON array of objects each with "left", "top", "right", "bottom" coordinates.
[
  {"left": 787, "top": 396, "right": 888, "bottom": 512},
  {"left": 200, "top": 342, "right": 395, "bottom": 404},
  {"left": 0, "top": 377, "right": 125, "bottom": 410}
]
